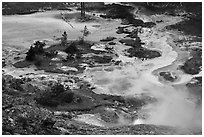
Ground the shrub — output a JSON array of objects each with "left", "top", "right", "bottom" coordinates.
[
  {"left": 80, "top": 25, "right": 90, "bottom": 43},
  {"left": 61, "top": 31, "right": 68, "bottom": 46},
  {"left": 26, "top": 46, "right": 36, "bottom": 61},
  {"left": 26, "top": 41, "right": 45, "bottom": 61},
  {"left": 50, "top": 82, "right": 65, "bottom": 96},
  {"left": 33, "top": 41, "right": 45, "bottom": 53},
  {"left": 65, "top": 42, "right": 79, "bottom": 54},
  {"left": 35, "top": 83, "right": 76, "bottom": 107}
]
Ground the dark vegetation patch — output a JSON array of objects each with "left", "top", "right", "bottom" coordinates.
[
  {"left": 139, "top": 2, "right": 183, "bottom": 15},
  {"left": 166, "top": 17, "right": 202, "bottom": 37},
  {"left": 138, "top": 2, "right": 201, "bottom": 15},
  {"left": 165, "top": 3, "right": 202, "bottom": 37},
  {"left": 65, "top": 42, "right": 80, "bottom": 57},
  {"left": 99, "top": 4, "right": 134, "bottom": 20},
  {"left": 190, "top": 48, "right": 202, "bottom": 58},
  {"left": 99, "top": 3, "right": 156, "bottom": 28},
  {"left": 180, "top": 57, "right": 202, "bottom": 75},
  {"left": 35, "top": 81, "right": 111, "bottom": 112},
  {"left": 180, "top": 47, "right": 202, "bottom": 75},
  {"left": 2, "top": 2, "right": 72, "bottom": 15},
  {"left": 34, "top": 80, "right": 153, "bottom": 112},
  {"left": 35, "top": 83, "right": 75, "bottom": 107}
]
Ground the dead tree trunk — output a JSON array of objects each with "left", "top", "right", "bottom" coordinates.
[{"left": 80, "top": 2, "right": 85, "bottom": 19}]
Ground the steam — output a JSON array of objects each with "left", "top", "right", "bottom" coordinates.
[
  {"left": 84, "top": 65, "right": 202, "bottom": 130},
  {"left": 140, "top": 85, "right": 202, "bottom": 129}
]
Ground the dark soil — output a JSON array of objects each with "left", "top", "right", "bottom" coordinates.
[
  {"left": 116, "top": 26, "right": 132, "bottom": 34},
  {"left": 92, "top": 55, "right": 113, "bottom": 64},
  {"left": 143, "top": 22, "right": 156, "bottom": 28},
  {"left": 165, "top": 2, "right": 202, "bottom": 37},
  {"left": 159, "top": 71, "right": 177, "bottom": 82},
  {"left": 127, "top": 47, "right": 161, "bottom": 59},
  {"left": 119, "top": 38, "right": 143, "bottom": 47},
  {"left": 100, "top": 37, "right": 116, "bottom": 42}
]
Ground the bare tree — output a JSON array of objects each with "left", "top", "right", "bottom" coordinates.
[
  {"left": 80, "top": 25, "right": 90, "bottom": 43},
  {"left": 61, "top": 31, "right": 67, "bottom": 46}
]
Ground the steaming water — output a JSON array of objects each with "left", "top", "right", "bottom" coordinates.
[{"left": 78, "top": 15, "right": 202, "bottom": 130}]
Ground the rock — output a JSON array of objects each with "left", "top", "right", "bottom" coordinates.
[
  {"left": 2, "top": 59, "right": 6, "bottom": 67},
  {"left": 14, "top": 56, "right": 21, "bottom": 60},
  {"left": 119, "top": 39, "right": 142, "bottom": 47},
  {"left": 108, "top": 42, "right": 116, "bottom": 45},
  {"left": 116, "top": 26, "right": 131, "bottom": 34},
  {"left": 114, "top": 60, "right": 122, "bottom": 65},
  {"left": 156, "top": 20, "right": 163, "bottom": 23}
]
